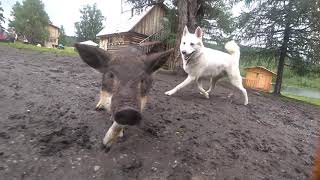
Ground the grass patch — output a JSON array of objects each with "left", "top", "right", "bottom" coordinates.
[
  {"left": 0, "top": 42, "right": 78, "bottom": 56},
  {"left": 282, "top": 93, "right": 320, "bottom": 106}
]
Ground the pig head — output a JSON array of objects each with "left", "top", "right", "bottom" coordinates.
[{"left": 75, "top": 43, "right": 173, "bottom": 147}]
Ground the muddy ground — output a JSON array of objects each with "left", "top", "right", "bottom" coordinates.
[{"left": 0, "top": 46, "right": 319, "bottom": 180}]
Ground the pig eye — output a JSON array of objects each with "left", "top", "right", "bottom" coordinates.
[
  {"left": 183, "top": 42, "right": 186, "bottom": 45},
  {"left": 190, "top": 43, "right": 195, "bottom": 46}
]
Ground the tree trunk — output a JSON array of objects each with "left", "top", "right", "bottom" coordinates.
[
  {"left": 273, "top": 14, "right": 291, "bottom": 95},
  {"left": 172, "top": 0, "right": 188, "bottom": 75},
  {"left": 187, "top": 0, "right": 198, "bottom": 31},
  {"left": 171, "top": 0, "right": 199, "bottom": 75},
  {"left": 273, "top": 0, "right": 293, "bottom": 95}
]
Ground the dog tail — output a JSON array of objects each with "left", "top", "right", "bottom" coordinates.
[{"left": 225, "top": 40, "right": 240, "bottom": 66}]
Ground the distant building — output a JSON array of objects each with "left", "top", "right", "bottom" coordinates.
[{"left": 45, "top": 24, "right": 60, "bottom": 48}]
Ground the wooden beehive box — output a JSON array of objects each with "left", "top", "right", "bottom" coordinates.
[{"left": 244, "top": 66, "right": 276, "bottom": 92}]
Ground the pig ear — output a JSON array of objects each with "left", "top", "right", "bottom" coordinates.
[
  {"left": 74, "top": 43, "right": 111, "bottom": 73},
  {"left": 183, "top": 26, "right": 189, "bottom": 36},
  {"left": 195, "top": 26, "right": 203, "bottom": 39},
  {"left": 143, "top": 49, "right": 174, "bottom": 74}
]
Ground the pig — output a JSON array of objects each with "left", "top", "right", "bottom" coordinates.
[{"left": 74, "top": 43, "right": 173, "bottom": 148}]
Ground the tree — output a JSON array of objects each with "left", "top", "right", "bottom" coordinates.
[
  {"left": 58, "top": 25, "right": 66, "bottom": 45},
  {"left": 75, "top": 3, "right": 104, "bottom": 42},
  {"left": 9, "top": 0, "right": 49, "bottom": 44},
  {"left": 238, "top": 0, "right": 320, "bottom": 95},
  {"left": 0, "top": 1, "right": 5, "bottom": 31}
]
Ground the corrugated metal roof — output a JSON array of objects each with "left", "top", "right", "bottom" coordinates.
[
  {"left": 97, "top": 6, "right": 155, "bottom": 37},
  {"left": 80, "top": 40, "right": 98, "bottom": 46},
  {"left": 244, "top": 66, "right": 277, "bottom": 75}
]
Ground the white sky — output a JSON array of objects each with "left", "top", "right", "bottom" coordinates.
[{"left": 1, "top": 0, "right": 244, "bottom": 36}]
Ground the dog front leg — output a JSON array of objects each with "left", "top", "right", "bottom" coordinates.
[
  {"left": 103, "top": 121, "right": 124, "bottom": 148},
  {"left": 197, "top": 79, "right": 209, "bottom": 99},
  {"left": 205, "top": 77, "right": 213, "bottom": 93},
  {"left": 165, "top": 76, "right": 195, "bottom": 96}
]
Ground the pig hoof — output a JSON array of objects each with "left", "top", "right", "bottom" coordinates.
[
  {"left": 118, "top": 129, "right": 124, "bottom": 138},
  {"left": 95, "top": 103, "right": 105, "bottom": 111},
  {"left": 100, "top": 143, "right": 111, "bottom": 152}
]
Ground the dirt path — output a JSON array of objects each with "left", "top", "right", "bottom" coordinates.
[{"left": 0, "top": 46, "right": 319, "bottom": 180}]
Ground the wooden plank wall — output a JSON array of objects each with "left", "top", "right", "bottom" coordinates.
[
  {"left": 133, "top": 6, "right": 165, "bottom": 36},
  {"left": 99, "top": 33, "right": 147, "bottom": 51}
]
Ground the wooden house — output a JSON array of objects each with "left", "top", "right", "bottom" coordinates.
[
  {"left": 45, "top": 24, "right": 60, "bottom": 48},
  {"left": 97, "top": 4, "right": 168, "bottom": 52},
  {"left": 244, "top": 66, "right": 276, "bottom": 92}
]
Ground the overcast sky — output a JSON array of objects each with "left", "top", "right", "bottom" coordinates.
[{"left": 1, "top": 0, "right": 244, "bottom": 36}]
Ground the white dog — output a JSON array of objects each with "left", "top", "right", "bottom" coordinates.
[{"left": 165, "top": 26, "right": 248, "bottom": 105}]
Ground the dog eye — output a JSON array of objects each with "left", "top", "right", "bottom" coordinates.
[
  {"left": 190, "top": 43, "right": 195, "bottom": 46},
  {"left": 109, "top": 73, "right": 114, "bottom": 79},
  {"left": 183, "top": 42, "right": 186, "bottom": 45}
]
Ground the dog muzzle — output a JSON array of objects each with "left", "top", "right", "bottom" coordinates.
[{"left": 184, "top": 51, "right": 195, "bottom": 64}]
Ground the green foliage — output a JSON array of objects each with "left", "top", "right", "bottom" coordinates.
[
  {"left": 238, "top": 0, "right": 320, "bottom": 72},
  {"left": 75, "top": 3, "right": 104, "bottom": 43},
  {"left": 0, "top": 1, "right": 4, "bottom": 31},
  {"left": 162, "top": 8, "right": 177, "bottom": 44},
  {"left": 0, "top": 42, "right": 77, "bottom": 56},
  {"left": 197, "top": 0, "right": 237, "bottom": 43},
  {"left": 64, "top": 36, "right": 77, "bottom": 47},
  {"left": 58, "top": 25, "right": 66, "bottom": 45},
  {"left": 226, "top": 45, "right": 320, "bottom": 89},
  {"left": 9, "top": 0, "right": 49, "bottom": 44}
]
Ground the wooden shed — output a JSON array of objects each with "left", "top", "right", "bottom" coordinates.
[
  {"left": 97, "top": 4, "right": 168, "bottom": 51},
  {"left": 244, "top": 66, "right": 276, "bottom": 92}
]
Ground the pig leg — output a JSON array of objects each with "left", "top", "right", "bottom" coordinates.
[
  {"left": 140, "top": 96, "right": 147, "bottom": 111},
  {"left": 103, "top": 121, "right": 124, "bottom": 147},
  {"left": 96, "top": 90, "right": 112, "bottom": 111}
]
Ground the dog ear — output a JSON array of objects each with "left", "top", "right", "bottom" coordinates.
[
  {"left": 183, "top": 26, "right": 189, "bottom": 36},
  {"left": 74, "top": 43, "right": 111, "bottom": 73},
  {"left": 195, "top": 26, "right": 203, "bottom": 39}
]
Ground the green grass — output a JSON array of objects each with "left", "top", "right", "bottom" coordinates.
[
  {"left": 282, "top": 93, "right": 320, "bottom": 106},
  {"left": 0, "top": 42, "right": 78, "bottom": 56}
]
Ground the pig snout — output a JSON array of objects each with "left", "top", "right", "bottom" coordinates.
[{"left": 114, "top": 107, "right": 142, "bottom": 125}]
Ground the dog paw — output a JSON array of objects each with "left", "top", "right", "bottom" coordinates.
[
  {"left": 200, "top": 91, "right": 210, "bottom": 99},
  {"left": 165, "top": 90, "right": 175, "bottom": 96}
]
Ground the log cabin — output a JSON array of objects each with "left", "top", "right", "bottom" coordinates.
[
  {"left": 97, "top": 4, "right": 169, "bottom": 53},
  {"left": 244, "top": 66, "right": 277, "bottom": 92}
]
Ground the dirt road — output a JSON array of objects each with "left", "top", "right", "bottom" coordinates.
[{"left": 0, "top": 46, "right": 319, "bottom": 180}]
